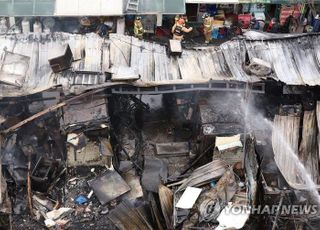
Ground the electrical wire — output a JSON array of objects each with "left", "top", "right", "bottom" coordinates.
[
  {"left": 110, "top": 36, "right": 168, "bottom": 56},
  {"left": 109, "top": 38, "right": 130, "bottom": 65}
]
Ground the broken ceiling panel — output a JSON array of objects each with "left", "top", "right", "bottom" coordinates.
[
  {"left": 178, "top": 159, "right": 227, "bottom": 191},
  {"left": 62, "top": 96, "right": 109, "bottom": 131},
  {"left": 88, "top": 170, "right": 130, "bottom": 205},
  {"left": 0, "top": 51, "right": 30, "bottom": 87},
  {"left": 141, "top": 156, "right": 168, "bottom": 192},
  {"left": 67, "top": 138, "right": 111, "bottom": 167},
  {"left": 108, "top": 201, "right": 153, "bottom": 230}
]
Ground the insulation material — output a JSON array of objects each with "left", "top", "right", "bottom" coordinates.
[
  {"left": 176, "top": 187, "right": 202, "bottom": 209},
  {"left": 216, "top": 204, "right": 250, "bottom": 230},
  {"left": 215, "top": 134, "right": 242, "bottom": 151}
]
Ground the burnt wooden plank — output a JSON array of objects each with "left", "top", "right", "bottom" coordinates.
[{"left": 299, "top": 109, "right": 319, "bottom": 183}]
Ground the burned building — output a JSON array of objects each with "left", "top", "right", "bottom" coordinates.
[{"left": 0, "top": 30, "right": 320, "bottom": 230}]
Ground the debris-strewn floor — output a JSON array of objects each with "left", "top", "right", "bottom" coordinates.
[{"left": 1, "top": 90, "right": 320, "bottom": 230}]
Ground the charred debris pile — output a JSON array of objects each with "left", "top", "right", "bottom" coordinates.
[{"left": 0, "top": 89, "right": 320, "bottom": 229}]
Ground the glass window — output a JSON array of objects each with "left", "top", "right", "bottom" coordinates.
[
  {"left": 0, "top": 0, "right": 11, "bottom": 16},
  {"left": 0, "top": 0, "right": 55, "bottom": 16},
  {"left": 139, "top": 0, "right": 163, "bottom": 13},
  {"left": 164, "top": 0, "right": 185, "bottom": 14},
  {"left": 138, "top": 0, "right": 185, "bottom": 14},
  {"left": 34, "top": 0, "right": 55, "bottom": 15}
]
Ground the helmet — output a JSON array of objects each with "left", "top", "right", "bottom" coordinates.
[
  {"left": 136, "top": 16, "right": 141, "bottom": 20},
  {"left": 178, "top": 18, "right": 185, "bottom": 25},
  {"left": 202, "top": 13, "right": 210, "bottom": 19}
]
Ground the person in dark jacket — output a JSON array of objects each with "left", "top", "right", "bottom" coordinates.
[
  {"left": 97, "top": 21, "right": 110, "bottom": 37},
  {"left": 267, "top": 18, "right": 279, "bottom": 33},
  {"left": 313, "top": 14, "right": 320, "bottom": 32}
]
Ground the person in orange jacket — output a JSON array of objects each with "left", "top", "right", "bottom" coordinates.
[{"left": 171, "top": 18, "right": 193, "bottom": 41}]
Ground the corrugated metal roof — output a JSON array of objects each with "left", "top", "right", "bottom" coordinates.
[
  {"left": 243, "top": 31, "right": 320, "bottom": 86},
  {"left": 109, "top": 34, "right": 237, "bottom": 84},
  {"left": 0, "top": 32, "right": 103, "bottom": 97},
  {"left": 1, "top": 31, "right": 320, "bottom": 97}
]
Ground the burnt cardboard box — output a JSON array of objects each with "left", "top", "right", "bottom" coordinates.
[
  {"left": 169, "top": 39, "right": 182, "bottom": 57},
  {"left": 48, "top": 44, "right": 73, "bottom": 73}
]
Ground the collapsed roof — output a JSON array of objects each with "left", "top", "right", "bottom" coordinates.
[{"left": 0, "top": 31, "right": 319, "bottom": 97}]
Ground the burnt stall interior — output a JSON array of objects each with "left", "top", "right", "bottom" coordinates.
[
  {"left": 0, "top": 86, "right": 320, "bottom": 229},
  {"left": 108, "top": 91, "right": 259, "bottom": 229}
]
